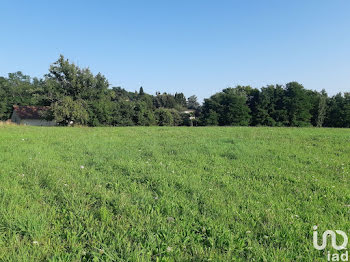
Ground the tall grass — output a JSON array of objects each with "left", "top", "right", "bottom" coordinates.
[
  {"left": 0, "top": 120, "right": 17, "bottom": 126},
  {"left": 0, "top": 126, "right": 349, "bottom": 261}
]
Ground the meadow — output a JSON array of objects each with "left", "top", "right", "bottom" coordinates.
[{"left": 0, "top": 126, "right": 349, "bottom": 261}]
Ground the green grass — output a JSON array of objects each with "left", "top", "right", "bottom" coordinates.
[{"left": 0, "top": 126, "right": 350, "bottom": 261}]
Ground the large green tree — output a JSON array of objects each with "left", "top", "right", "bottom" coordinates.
[
  {"left": 133, "top": 101, "right": 156, "bottom": 126},
  {"left": 45, "top": 55, "right": 111, "bottom": 125},
  {"left": 155, "top": 108, "right": 174, "bottom": 126},
  {"left": 324, "top": 93, "right": 345, "bottom": 127},
  {"left": 201, "top": 87, "right": 251, "bottom": 126},
  {"left": 249, "top": 86, "right": 276, "bottom": 126},
  {"left": 284, "top": 82, "right": 312, "bottom": 127},
  {"left": 52, "top": 96, "right": 89, "bottom": 125},
  {"left": 45, "top": 55, "right": 109, "bottom": 101}
]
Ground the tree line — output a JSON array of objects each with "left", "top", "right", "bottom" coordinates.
[{"left": 1, "top": 55, "right": 349, "bottom": 127}]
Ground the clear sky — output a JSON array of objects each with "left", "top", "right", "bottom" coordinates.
[{"left": 1, "top": 0, "right": 349, "bottom": 101}]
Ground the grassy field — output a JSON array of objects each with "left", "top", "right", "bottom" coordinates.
[{"left": 0, "top": 126, "right": 349, "bottom": 261}]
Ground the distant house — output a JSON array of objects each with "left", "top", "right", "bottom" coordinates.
[
  {"left": 182, "top": 109, "right": 196, "bottom": 120},
  {"left": 182, "top": 110, "right": 195, "bottom": 114},
  {"left": 11, "top": 106, "right": 56, "bottom": 126}
]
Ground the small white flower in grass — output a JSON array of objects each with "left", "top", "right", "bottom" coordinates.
[
  {"left": 246, "top": 231, "right": 251, "bottom": 234},
  {"left": 166, "top": 246, "right": 173, "bottom": 252},
  {"left": 313, "top": 225, "right": 318, "bottom": 230},
  {"left": 32, "top": 241, "right": 39, "bottom": 245},
  {"left": 98, "top": 249, "right": 104, "bottom": 254},
  {"left": 64, "top": 184, "right": 68, "bottom": 187},
  {"left": 167, "top": 217, "right": 175, "bottom": 223},
  {"left": 154, "top": 196, "right": 159, "bottom": 200},
  {"left": 80, "top": 165, "right": 85, "bottom": 169}
]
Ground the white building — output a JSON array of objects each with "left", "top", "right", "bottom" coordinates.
[
  {"left": 11, "top": 105, "right": 56, "bottom": 126},
  {"left": 182, "top": 109, "right": 196, "bottom": 120}
]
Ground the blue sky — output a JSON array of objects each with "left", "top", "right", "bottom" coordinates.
[{"left": 1, "top": 0, "right": 349, "bottom": 101}]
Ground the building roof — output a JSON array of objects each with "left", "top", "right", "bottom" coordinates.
[
  {"left": 13, "top": 105, "right": 51, "bottom": 120},
  {"left": 182, "top": 109, "right": 195, "bottom": 114}
]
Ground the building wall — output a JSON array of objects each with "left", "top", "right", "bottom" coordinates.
[
  {"left": 11, "top": 110, "right": 56, "bottom": 126},
  {"left": 20, "top": 119, "right": 56, "bottom": 126},
  {"left": 11, "top": 111, "right": 20, "bottom": 124}
]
